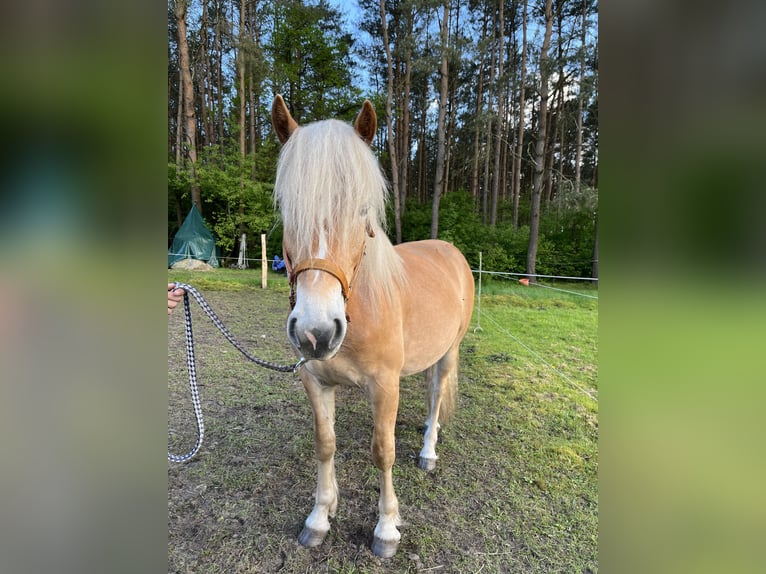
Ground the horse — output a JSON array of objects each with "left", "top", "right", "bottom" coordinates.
[{"left": 271, "top": 95, "right": 475, "bottom": 558}]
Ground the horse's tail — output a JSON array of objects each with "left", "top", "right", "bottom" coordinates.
[
  {"left": 440, "top": 365, "right": 458, "bottom": 423},
  {"left": 424, "top": 360, "right": 459, "bottom": 423}
]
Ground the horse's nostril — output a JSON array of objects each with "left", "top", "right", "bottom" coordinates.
[
  {"left": 288, "top": 317, "right": 298, "bottom": 343},
  {"left": 329, "top": 317, "right": 345, "bottom": 349}
]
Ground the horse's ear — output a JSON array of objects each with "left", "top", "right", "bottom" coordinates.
[
  {"left": 354, "top": 100, "right": 377, "bottom": 146},
  {"left": 271, "top": 94, "right": 299, "bottom": 144}
]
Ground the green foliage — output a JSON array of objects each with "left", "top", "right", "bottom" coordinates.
[
  {"left": 434, "top": 190, "right": 482, "bottom": 250},
  {"left": 539, "top": 186, "right": 598, "bottom": 277},
  {"left": 397, "top": 189, "right": 595, "bottom": 278},
  {"left": 167, "top": 162, "right": 190, "bottom": 198},
  {"left": 268, "top": 0, "right": 361, "bottom": 122},
  {"left": 195, "top": 147, "right": 277, "bottom": 257},
  {"left": 168, "top": 163, "right": 190, "bottom": 240},
  {"left": 172, "top": 160, "right": 596, "bottom": 276}
]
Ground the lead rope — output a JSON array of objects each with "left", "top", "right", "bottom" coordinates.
[{"left": 168, "top": 282, "right": 306, "bottom": 463}]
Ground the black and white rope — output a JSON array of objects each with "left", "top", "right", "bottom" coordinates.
[{"left": 168, "top": 282, "right": 305, "bottom": 463}]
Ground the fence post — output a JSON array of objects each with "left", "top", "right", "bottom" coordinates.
[
  {"left": 261, "top": 233, "right": 267, "bottom": 289},
  {"left": 474, "top": 251, "right": 483, "bottom": 332}
]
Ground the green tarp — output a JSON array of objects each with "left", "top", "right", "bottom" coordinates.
[{"left": 168, "top": 204, "right": 220, "bottom": 268}]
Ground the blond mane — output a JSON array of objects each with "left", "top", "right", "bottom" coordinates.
[{"left": 274, "top": 118, "right": 405, "bottom": 305}]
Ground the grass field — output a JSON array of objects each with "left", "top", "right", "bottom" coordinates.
[{"left": 168, "top": 269, "right": 597, "bottom": 573}]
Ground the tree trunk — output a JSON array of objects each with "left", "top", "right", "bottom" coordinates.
[
  {"left": 418, "top": 95, "right": 428, "bottom": 203},
  {"left": 482, "top": 27, "right": 496, "bottom": 225},
  {"left": 501, "top": 99, "right": 510, "bottom": 202},
  {"left": 248, "top": 75, "right": 256, "bottom": 158},
  {"left": 380, "top": 0, "right": 402, "bottom": 244},
  {"left": 545, "top": 7, "right": 566, "bottom": 208},
  {"left": 216, "top": 12, "right": 225, "bottom": 154},
  {"left": 249, "top": 0, "right": 263, "bottom": 162},
  {"left": 238, "top": 0, "right": 246, "bottom": 164},
  {"left": 444, "top": 1, "right": 460, "bottom": 196},
  {"left": 502, "top": 26, "right": 514, "bottom": 203},
  {"left": 174, "top": 0, "right": 202, "bottom": 214},
  {"left": 471, "top": 12, "right": 488, "bottom": 204},
  {"left": 237, "top": 0, "right": 247, "bottom": 237},
  {"left": 490, "top": 0, "right": 505, "bottom": 226},
  {"left": 198, "top": 0, "right": 210, "bottom": 147},
  {"left": 557, "top": 98, "right": 566, "bottom": 201},
  {"left": 574, "top": 0, "right": 587, "bottom": 195},
  {"left": 543, "top": 100, "right": 557, "bottom": 207},
  {"left": 430, "top": 1, "right": 450, "bottom": 239},
  {"left": 175, "top": 71, "right": 183, "bottom": 168},
  {"left": 526, "top": 0, "right": 553, "bottom": 281},
  {"left": 512, "top": 0, "right": 528, "bottom": 229},
  {"left": 173, "top": 66, "right": 184, "bottom": 229},
  {"left": 401, "top": 15, "right": 412, "bottom": 216},
  {"left": 168, "top": 74, "right": 173, "bottom": 156},
  {"left": 444, "top": 84, "right": 455, "bottom": 194}
]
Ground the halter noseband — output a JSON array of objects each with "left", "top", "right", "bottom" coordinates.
[
  {"left": 285, "top": 240, "right": 371, "bottom": 314},
  {"left": 291, "top": 258, "right": 351, "bottom": 301},
  {"left": 285, "top": 222, "right": 375, "bottom": 312}
]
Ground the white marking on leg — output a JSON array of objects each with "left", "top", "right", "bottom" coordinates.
[
  {"left": 373, "top": 467, "right": 401, "bottom": 555},
  {"left": 420, "top": 366, "right": 442, "bottom": 464},
  {"left": 304, "top": 460, "right": 338, "bottom": 534},
  {"left": 369, "top": 382, "right": 402, "bottom": 556},
  {"left": 419, "top": 418, "right": 441, "bottom": 462},
  {"left": 301, "top": 378, "right": 338, "bottom": 546}
]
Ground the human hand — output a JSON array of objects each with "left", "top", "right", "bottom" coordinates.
[{"left": 168, "top": 283, "right": 185, "bottom": 315}]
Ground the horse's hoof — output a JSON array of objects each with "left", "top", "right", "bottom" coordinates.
[
  {"left": 298, "top": 526, "right": 327, "bottom": 548},
  {"left": 418, "top": 456, "right": 437, "bottom": 471},
  {"left": 371, "top": 536, "right": 399, "bottom": 558}
]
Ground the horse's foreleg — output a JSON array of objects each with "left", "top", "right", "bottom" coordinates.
[
  {"left": 369, "top": 378, "right": 402, "bottom": 558},
  {"left": 419, "top": 346, "right": 459, "bottom": 471},
  {"left": 298, "top": 375, "right": 338, "bottom": 548}
]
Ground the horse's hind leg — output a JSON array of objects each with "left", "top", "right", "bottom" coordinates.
[
  {"left": 419, "top": 345, "right": 459, "bottom": 471},
  {"left": 298, "top": 373, "right": 339, "bottom": 548}
]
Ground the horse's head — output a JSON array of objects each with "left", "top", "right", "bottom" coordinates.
[{"left": 271, "top": 95, "right": 378, "bottom": 361}]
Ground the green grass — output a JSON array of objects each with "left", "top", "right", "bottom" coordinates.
[
  {"left": 168, "top": 268, "right": 597, "bottom": 573},
  {"left": 170, "top": 268, "right": 291, "bottom": 293}
]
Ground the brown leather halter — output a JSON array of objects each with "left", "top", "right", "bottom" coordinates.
[
  {"left": 290, "top": 257, "right": 352, "bottom": 301},
  {"left": 285, "top": 226, "right": 373, "bottom": 313}
]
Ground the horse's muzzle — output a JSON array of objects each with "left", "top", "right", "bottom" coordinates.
[{"left": 287, "top": 314, "right": 346, "bottom": 360}]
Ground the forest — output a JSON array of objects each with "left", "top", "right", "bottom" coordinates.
[{"left": 168, "top": 0, "right": 598, "bottom": 279}]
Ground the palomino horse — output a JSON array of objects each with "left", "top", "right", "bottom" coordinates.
[{"left": 271, "top": 95, "right": 475, "bottom": 558}]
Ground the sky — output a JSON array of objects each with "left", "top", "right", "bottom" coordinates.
[{"left": 325, "top": 0, "right": 376, "bottom": 92}]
